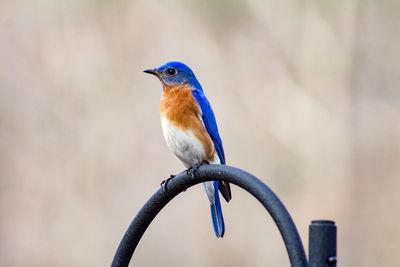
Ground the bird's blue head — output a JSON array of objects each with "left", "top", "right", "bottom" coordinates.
[{"left": 144, "top": 61, "right": 202, "bottom": 90}]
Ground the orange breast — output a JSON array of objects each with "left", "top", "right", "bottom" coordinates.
[{"left": 160, "top": 85, "right": 215, "bottom": 161}]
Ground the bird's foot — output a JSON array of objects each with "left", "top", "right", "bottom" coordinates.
[
  {"left": 186, "top": 160, "right": 209, "bottom": 178},
  {"left": 161, "top": 174, "right": 175, "bottom": 192}
]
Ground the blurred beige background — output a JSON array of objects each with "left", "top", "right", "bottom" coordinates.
[{"left": 1, "top": 0, "right": 400, "bottom": 266}]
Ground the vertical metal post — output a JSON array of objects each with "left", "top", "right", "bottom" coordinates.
[{"left": 309, "top": 220, "right": 337, "bottom": 267}]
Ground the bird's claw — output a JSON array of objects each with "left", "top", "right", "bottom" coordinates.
[
  {"left": 161, "top": 174, "right": 175, "bottom": 192},
  {"left": 186, "top": 160, "right": 209, "bottom": 178}
]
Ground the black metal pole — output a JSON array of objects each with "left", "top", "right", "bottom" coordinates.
[
  {"left": 309, "top": 220, "right": 337, "bottom": 267},
  {"left": 111, "top": 164, "right": 308, "bottom": 267}
]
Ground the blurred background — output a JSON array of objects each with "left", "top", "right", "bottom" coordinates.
[{"left": 1, "top": 0, "right": 399, "bottom": 266}]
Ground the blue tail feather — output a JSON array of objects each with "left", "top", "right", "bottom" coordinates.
[{"left": 210, "top": 181, "right": 225, "bottom": 238}]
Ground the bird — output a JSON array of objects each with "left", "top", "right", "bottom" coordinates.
[{"left": 144, "top": 61, "right": 231, "bottom": 237}]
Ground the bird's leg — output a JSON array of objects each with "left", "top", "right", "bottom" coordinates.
[
  {"left": 187, "top": 160, "right": 210, "bottom": 178},
  {"left": 160, "top": 174, "right": 175, "bottom": 192},
  {"left": 201, "top": 160, "right": 210, "bottom": 165}
]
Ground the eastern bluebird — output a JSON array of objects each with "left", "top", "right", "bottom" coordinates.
[{"left": 144, "top": 61, "right": 231, "bottom": 237}]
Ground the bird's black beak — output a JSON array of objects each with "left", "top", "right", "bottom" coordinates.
[{"left": 143, "top": 68, "right": 158, "bottom": 76}]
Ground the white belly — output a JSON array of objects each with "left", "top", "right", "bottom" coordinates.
[
  {"left": 161, "top": 117, "right": 221, "bottom": 204},
  {"left": 161, "top": 117, "right": 209, "bottom": 168}
]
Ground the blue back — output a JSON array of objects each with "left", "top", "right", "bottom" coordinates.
[{"left": 192, "top": 89, "right": 226, "bottom": 164}]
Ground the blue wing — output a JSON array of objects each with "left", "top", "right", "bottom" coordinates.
[
  {"left": 192, "top": 89, "right": 225, "bottom": 164},
  {"left": 192, "top": 88, "right": 231, "bottom": 202}
]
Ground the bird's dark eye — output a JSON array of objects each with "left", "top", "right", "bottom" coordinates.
[{"left": 166, "top": 68, "right": 177, "bottom": 76}]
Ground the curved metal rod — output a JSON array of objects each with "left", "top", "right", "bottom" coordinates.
[{"left": 111, "top": 164, "right": 308, "bottom": 267}]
